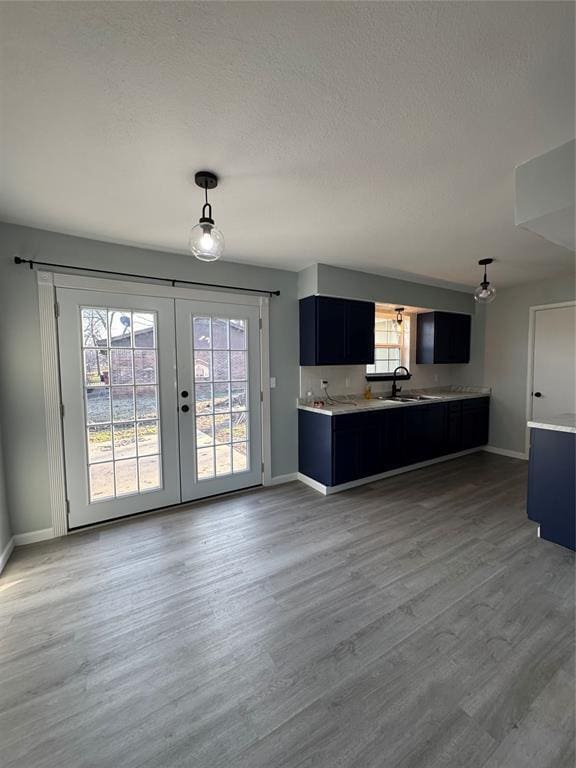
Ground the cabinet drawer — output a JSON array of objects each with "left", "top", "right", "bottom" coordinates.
[
  {"left": 462, "top": 397, "right": 489, "bottom": 412},
  {"left": 333, "top": 411, "right": 382, "bottom": 431}
]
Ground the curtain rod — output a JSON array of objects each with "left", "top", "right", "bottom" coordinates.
[{"left": 13, "top": 256, "right": 281, "bottom": 297}]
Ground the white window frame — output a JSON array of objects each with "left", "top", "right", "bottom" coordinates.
[{"left": 37, "top": 270, "right": 272, "bottom": 538}]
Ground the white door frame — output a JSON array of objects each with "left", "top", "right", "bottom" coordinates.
[
  {"left": 525, "top": 300, "right": 576, "bottom": 454},
  {"left": 37, "top": 270, "right": 272, "bottom": 537}
]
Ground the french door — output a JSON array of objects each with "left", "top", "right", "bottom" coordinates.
[
  {"left": 176, "top": 299, "right": 262, "bottom": 501},
  {"left": 58, "top": 287, "right": 263, "bottom": 529}
]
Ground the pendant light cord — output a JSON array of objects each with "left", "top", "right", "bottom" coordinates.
[{"left": 201, "top": 182, "right": 212, "bottom": 220}]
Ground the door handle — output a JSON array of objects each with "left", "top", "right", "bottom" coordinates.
[
  {"left": 181, "top": 404, "right": 190, "bottom": 413},
  {"left": 533, "top": 392, "right": 542, "bottom": 398},
  {"left": 181, "top": 390, "right": 189, "bottom": 398}
]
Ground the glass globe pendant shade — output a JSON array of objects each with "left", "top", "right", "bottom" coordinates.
[
  {"left": 189, "top": 221, "right": 224, "bottom": 262},
  {"left": 474, "top": 281, "right": 496, "bottom": 304}
]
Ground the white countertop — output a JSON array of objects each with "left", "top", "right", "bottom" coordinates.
[
  {"left": 527, "top": 414, "right": 576, "bottom": 434},
  {"left": 298, "top": 387, "right": 490, "bottom": 416}
]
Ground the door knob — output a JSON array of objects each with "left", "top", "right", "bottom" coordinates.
[
  {"left": 181, "top": 404, "right": 190, "bottom": 413},
  {"left": 533, "top": 392, "right": 542, "bottom": 398},
  {"left": 181, "top": 390, "right": 189, "bottom": 398}
]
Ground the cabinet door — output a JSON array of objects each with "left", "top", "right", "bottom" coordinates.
[
  {"left": 527, "top": 429, "right": 575, "bottom": 550},
  {"left": 381, "top": 408, "right": 406, "bottom": 469},
  {"left": 446, "top": 402, "right": 463, "bottom": 453},
  {"left": 346, "top": 301, "right": 375, "bottom": 364},
  {"left": 358, "top": 422, "right": 383, "bottom": 477},
  {"left": 461, "top": 399, "right": 489, "bottom": 448},
  {"left": 424, "top": 403, "right": 448, "bottom": 458},
  {"left": 298, "top": 410, "right": 333, "bottom": 485},
  {"left": 432, "top": 313, "right": 452, "bottom": 364},
  {"left": 450, "top": 314, "right": 471, "bottom": 363},
  {"left": 416, "top": 313, "right": 435, "bottom": 364},
  {"left": 316, "top": 297, "right": 347, "bottom": 365},
  {"left": 333, "top": 412, "right": 381, "bottom": 484},
  {"left": 333, "top": 428, "right": 362, "bottom": 484},
  {"left": 404, "top": 404, "right": 447, "bottom": 463},
  {"left": 435, "top": 313, "right": 471, "bottom": 363},
  {"left": 404, "top": 407, "right": 428, "bottom": 464},
  {"left": 299, "top": 297, "right": 318, "bottom": 365}
]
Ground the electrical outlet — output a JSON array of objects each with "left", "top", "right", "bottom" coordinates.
[{"left": 321, "top": 379, "right": 328, "bottom": 389}]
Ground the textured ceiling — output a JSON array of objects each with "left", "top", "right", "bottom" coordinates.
[{"left": 1, "top": 1, "right": 574, "bottom": 288}]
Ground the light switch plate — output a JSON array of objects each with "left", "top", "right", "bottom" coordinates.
[{"left": 270, "top": 377, "right": 276, "bottom": 389}]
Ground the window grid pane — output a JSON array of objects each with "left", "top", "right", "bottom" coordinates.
[
  {"left": 81, "top": 307, "right": 162, "bottom": 502},
  {"left": 192, "top": 315, "right": 250, "bottom": 479},
  {"left": 368, "top": 310, "right": 410, "bottom": 375}
]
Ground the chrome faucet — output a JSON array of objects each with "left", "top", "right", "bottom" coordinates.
[{"left": 392, "top": 366, "right": 410, "bottom": 398}]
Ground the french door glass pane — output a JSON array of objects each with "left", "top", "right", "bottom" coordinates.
[
  {"left": 192, "top": 316, "right": 251, "bottom": 479},
  {"left": 81, "top": 307, "right": 163, "bottom": 502}
]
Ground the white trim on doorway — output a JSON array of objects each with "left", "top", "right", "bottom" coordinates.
[
  {"left": 37, "top": 270, "right": 273, "bottom": 537},
  {"left": 49, "top": 272, "right": 264, "bottom": 306},
  {"left": 525, "top": 300, "right": 576, "bottom": 456},
  {"left": 259, "top": 297, "right": 273, "bottom": 486},
  {"left": 38, "top": 272, "right": 68, "bottom": 538}
]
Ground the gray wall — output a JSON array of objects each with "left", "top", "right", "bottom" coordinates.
[
  {"left": 0, "top": 424, "right": 12, "bottom": 556},
  {"left": 315, "top": 263, "right": 475, "bottom": 314},
  {"left": 0, "top": 222, "right": 299, "bottom": 535},
  {"left": 483, "top": 273, "right": 576, "bottom": 455}
]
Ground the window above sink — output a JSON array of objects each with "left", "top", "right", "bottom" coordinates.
[{"left": 366, "top": 306, "right": 411, "bottom": 382}]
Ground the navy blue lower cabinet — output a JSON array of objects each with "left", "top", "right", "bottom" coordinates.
[
  {"left": 298, "top": 398, "right": 490, "bottom": 489},
  {"left": 527, "top": 428, "right": 575, "bottom": 551},
  {"left": 298, "top": 409, "right": 333, "bottom": 486},
  {"left": 404, "top": 403, "right": 448, "bottom": 463},
  {"left": 333, "top": 412, "right": 382, "bottom": 485},
  {"left": 461, "top": 398, "right": 490, "bottom": 449}
]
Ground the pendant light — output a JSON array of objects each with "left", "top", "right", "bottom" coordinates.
[
  {"left": 474, "top": 258, "right": 496, "bottom": 304},
  {"left": 395, "top": 307, "right": 404, "bottom": 326},
  {"left": 189, "top": 171, "right": 225, "bottom": 262}
]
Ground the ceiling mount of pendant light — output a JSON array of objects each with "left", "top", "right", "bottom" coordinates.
[
  {"left": 395, "top": 307, "right": 405, "bottom": 325},
  {"left": 474, "top": 258, "right": 496, "bottom": 304},
  {"left": 189, "top": 171, "right": 225, "bottom": 262}
]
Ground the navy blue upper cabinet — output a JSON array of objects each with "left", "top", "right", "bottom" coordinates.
[
  {"left": 299, "top": 296, "right": 375, "bottom": 365},
  {"left": 416, "top": 311, "right": 471, "bottom": 364}
]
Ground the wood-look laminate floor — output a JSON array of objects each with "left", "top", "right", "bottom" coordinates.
[{"left": 1, "top": 453, "right": 574, "bottom": 768}]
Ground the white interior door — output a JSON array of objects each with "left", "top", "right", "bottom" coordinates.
[
  {"left": 58, "top": 288, "right": 180, "bottom": 528},
  {"left": 176, "top": 299, "right": 262, "bottom": 501},
  {"left": 532, "top": 304, "right": 576, "bottom": 420}
]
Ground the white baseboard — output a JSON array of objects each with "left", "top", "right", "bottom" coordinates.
[
  {"left": 13, "top": 527, "right": 55, "bottom": 546},
  {"left": 297, "top": 473, "right": 330, "bottom": 494},
  {"left": 0, "top": 536, "right": 15, "bottom": 575},
  {"left": 483, "top": 445, "right": 529, "bottom": 461},
  {"left": 298, "top": 447, "right": 483, "bottom": 496},
  {"left": 268, "top": 473, "right": 298, "bottom": 486}
]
